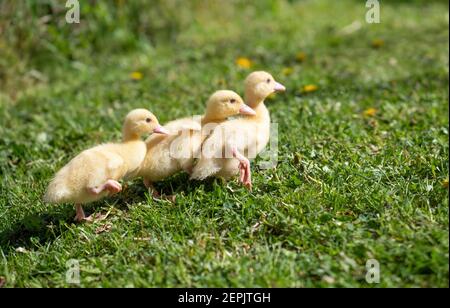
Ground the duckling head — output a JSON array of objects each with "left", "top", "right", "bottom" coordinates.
[
  {"left": 204, "top": 90, "right": 256, "bottom": 121},
  {"left": 122, "top": 108, "right": 169, "bottom": 141},
  {"left": 244, "top": 71, "right": 286, "bottom": 107}
]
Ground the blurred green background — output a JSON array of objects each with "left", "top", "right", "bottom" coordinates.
[{"left": 1, "top": 0, "right": 448, "bottom": 99}]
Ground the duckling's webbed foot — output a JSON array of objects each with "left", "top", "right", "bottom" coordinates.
[
  {"left": 74, "top": 204, "right": 86, "bottom": 222},
  {"left": 103, "top": 180, "right": 122, "bottom": 194},
  {"left": 144, "top": 178, "right": 161, "bottom": 198},
  {"left": 84, "top": 213, "right": 108, "bottom": 223},
  {"left": 89, "top": 180, "right": 122, "bottom": 195},
  {"left": 240, "top": 163, "right": 252, "bottom": 191},
  {"left": 232, "top": 147, "right": 252, "bottom": 191},
  {"left": 243, "top": 167, "right": 252, "bottom": 191},
  {"left": 74, "top": 204, "right": 107, "bottom": 223}
]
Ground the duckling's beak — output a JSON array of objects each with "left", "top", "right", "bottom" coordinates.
[
  {"left": 153, "top": 125, "right": 170, "bottom": 135},
  {"left": 239, "top": 104, "right": 257, "bottom": 116},
  {"left": 274, "top": 81, "right": 286, "bottom": 92}
]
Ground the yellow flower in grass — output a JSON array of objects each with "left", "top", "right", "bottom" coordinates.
[
  {"left": 282, "top": 67, "right": 294, "bottom": 76},
  {"left": 130, "top": 71, "right": 143, "bottom": 80},
  {"left": 236, "top": 57, "right": 252, "bottom": 69},
  {"left": 371, "top": 39, "right": 384, "bottom": 48},
  {"left": 363, "top": 107, "right": 377, "bottom": 117},
  {"left": 302, "top": 84, "right": 318, "bottom": 93},
  {"left": 442, "top": 178, "right": 449, "bottom": 189},
  {"left": 296, "top": 52, "right": 307, "bottom": 62}
]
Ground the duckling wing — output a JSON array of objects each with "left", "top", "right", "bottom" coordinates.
[
  {"left": 191, "top": 118, "right": 263, "bottom": 180},
  {"left": 175, "top": 129, "right": 202, "bottom": 173},
  {"left": 141, "top": 131, "right": 192, "bottom": 182},
  {"left": 190, "top": 122, "right": 236, "bottom": 180},
  {"left": 90, "top": 145, "right": 127, "bottom": 183},
  {"left": 141, "top": 115, "right": 203, "bottom": 180},
  {"left": 43, "top": 150, "right": 99, "bottom": 203},
  {"left": 43, "top": 145, "right": 124, "bottom": 204}
]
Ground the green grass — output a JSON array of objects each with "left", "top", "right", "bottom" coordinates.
[{"left": 0, "top": 0, "right": 448, "bottom": 287}]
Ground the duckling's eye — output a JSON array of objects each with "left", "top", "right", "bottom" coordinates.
[
  {"left": 230, "top": 99, "right": 236, "bottom": 103},
  {"left": 266, "top": 78, "right": 271, "bottom": 83},
  {"left": 145, "top": 118, "right": 152, "bottom": 123}
]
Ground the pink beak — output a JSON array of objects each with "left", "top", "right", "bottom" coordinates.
[
  {"left": 239, "top": 104, "right": 257, "bottom": 116},
  {"left": 153, "top": 125, "right": 170, "bottom": 135},
  {"left": 274, "top": 81, "right": 286, "bottom": 92}
]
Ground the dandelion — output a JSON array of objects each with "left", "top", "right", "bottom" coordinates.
[
  {"left": 371, "top": 39, "right": 384, "bottom": 48},
  {"left": 363, "top": 107, "right": 377, "bottom": 117},
  {"left": 130, "top": 71, "right": 143, "bottom": 80},
  {"left": 236, "top": 57, "right": 252, "bottom": 69},
  {"left": 296, "top": 52, "right": 307, "bottom": 62},
  {"left": 442, "top": 178, "right": 449, "bottom": 189},
  {"left": 302, "top": 84, "right": 318, "bottom": 93},
  {"left": 282, "top": 67, "right": 294, "bottom": 76}
]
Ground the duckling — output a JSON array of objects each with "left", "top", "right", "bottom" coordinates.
[
  {"left": 190, "top": 71, "right": 286, "bottom": 189},
  {"left": 43, "top": 109, "right": 169, "bottom": 222},
  {"left": 138, "top": 90, "right": 255, "bottom": 197}
]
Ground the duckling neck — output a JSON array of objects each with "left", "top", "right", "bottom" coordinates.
[
  {"left": 122, "top": 131, "right": 140, "bottom": 142},
  {"left": 201, "top": 114, "right": 225, "bottom": 125},
  {"left": 253, "top": 102, "right": 270, "bottom": 121},
  {"left": 246, "top": 96, "right": 269, "bottom": 121}
]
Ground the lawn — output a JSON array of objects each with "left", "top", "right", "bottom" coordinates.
[{"left": 0, "top": 0, "right": 448, "bottom": 287}]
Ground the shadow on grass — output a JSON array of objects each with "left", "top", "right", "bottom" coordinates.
[
  {"left": 0, "top": 184, "right": 144, "bottom": 252},
  {"left": 0, "top": 206, "right": 74, "bottom": 252},
  {"left": 148, "top": 172, "right": 219, "bottom": 198},
  {"left": 0, "top": 176, "right": 211, "bottom": 253}
]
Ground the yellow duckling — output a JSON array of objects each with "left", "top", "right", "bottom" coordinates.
[
  {"left": 190, "top": 71, "right": 286, "bottom": 189},
  {"left": 43, "top": 109, "right": 169, "bottom": 222},
  {"left": 138, "top": 90, "right": 255, "bottom": 197}
]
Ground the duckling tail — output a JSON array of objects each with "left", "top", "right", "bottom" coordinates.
[{"left": 43, "top": 178, "right": 71, "bottom": 204}]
